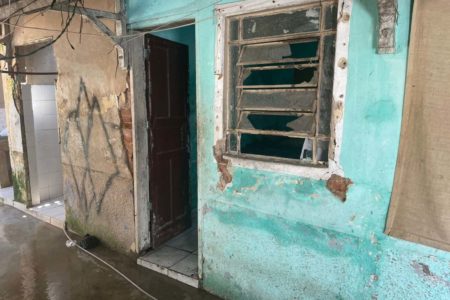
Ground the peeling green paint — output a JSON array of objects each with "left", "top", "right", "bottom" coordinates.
[{"left": 127, "top": 0, "right": 450, "bottom": 299}]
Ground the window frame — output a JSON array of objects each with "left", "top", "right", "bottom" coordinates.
[{"left": 214, "top": 0, "right": 353, "bottom": 180}]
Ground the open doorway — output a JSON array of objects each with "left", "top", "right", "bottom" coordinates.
[
  {"left": 137, "top": 24, "right": 198, "bottom": 287},
  {"left": 16, "top": 43, "right": 64, "bottom": 221}
]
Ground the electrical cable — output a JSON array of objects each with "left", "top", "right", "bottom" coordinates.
[
  {"left": 0, "top": 0, "right": 81, "bottom": 61},
  {"left": 127, "top": 0, "right": 221, "bottom": 26},
  {"left": 63, "top": 224, "right": 158, "bottom": 300},
  {"left": 2, "top": 0, "right": 43, "bottom": 21},
  {"left": 0, "top": 0, "right": 234, "bottom": 61}
]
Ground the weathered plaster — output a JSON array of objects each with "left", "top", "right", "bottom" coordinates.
[
  {"left": 128, "top": 0, "right": 450, "bottom": 298},
  {"left": 4, "top": 0, "right": 136, "bottom": 253}
]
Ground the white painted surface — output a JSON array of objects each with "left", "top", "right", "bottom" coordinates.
[
  {"left": 214, "top": 0, "right": 353, "bottom": 180},
  {"left": 22, "top": 85, "right": 41, "bottom": 205}
]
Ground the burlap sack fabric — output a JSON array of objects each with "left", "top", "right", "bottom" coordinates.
[{"left": 386, "top": 0, "right": 450, "bottom": 252}]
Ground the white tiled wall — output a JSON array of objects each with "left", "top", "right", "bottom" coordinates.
[
  {"left": 22, "top": 85, "right": 40, "bottom": 205},
  {"left": 23, "top": 85, "right": 63, "bottom": 204}
]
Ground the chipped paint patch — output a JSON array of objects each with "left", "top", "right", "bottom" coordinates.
[
  {"left": 213, "top": 139, "right": 232, "bottom": 190},
  {"left": 202, "top": 204, "right": 213, "bottom": 216},
  {"left": 411, "top": 261, "right": 450, "bottom": 287},
  {"left": 326, "top": 174, "right": 353, "bottom": 201}
]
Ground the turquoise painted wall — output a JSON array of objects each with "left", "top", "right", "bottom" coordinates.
[
  {"left": 127, "top": 0, "right": 450, "bottom": 299},
  {"left": 152, "top": 26, "right": 198, "bottom": 210}
]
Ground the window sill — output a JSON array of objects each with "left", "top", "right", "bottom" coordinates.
[{"left": 223, "top": 154, "right": 342, "bottom": 180}]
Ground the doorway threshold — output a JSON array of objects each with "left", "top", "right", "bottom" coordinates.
[
  {"left": 0, "top": 187, "right": 65, "bottom": 229},
  {"left": 137, "top": 227, "right": 199, "bottom": 288}
]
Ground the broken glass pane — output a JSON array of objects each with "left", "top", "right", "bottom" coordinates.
[
  {"left": 242, "top": 66, "right": 318, "bottom": 86},
  {"left": 228, "top": 45, "right": 240, "bottom": 128},
  {"left": 300, "top": 138, "right": 313, "bottom": 160},
  {"left": 228, "top": 133, "right": 238, "bottom": 152},
  {"left": 318, "top": 34, "right": 336, "bottom": 135},
  {"left": 239, "top": 39, "right": 319, "bottom": 65},
  {"left": 240, "top": 89, "right": 316, "bottom": 112},
  {"left": 242, "top": 7, "right": 321, "bottom": 40},
  {"left": 240, "top": 134, "right": 305, "bottom": 159},
  {"left": 229, "top": 19, "right": 239, "bottom": 41},
  {"left": 324, "top": 4, "right": 338, "bottom": 31},
  {"left": 238, "top": 112, "right": 315, "bottom": 134},
  {"left": 317, "top": 140, "right": 329, "bottom": 162}
]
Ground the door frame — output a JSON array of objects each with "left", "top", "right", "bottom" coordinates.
[{"left": 130, "top": 20, "right": 198, "bottom": 255}]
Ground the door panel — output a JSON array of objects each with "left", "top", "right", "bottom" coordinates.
[{"left": 146, "top": 35, "right": 190, "bottom": 248}]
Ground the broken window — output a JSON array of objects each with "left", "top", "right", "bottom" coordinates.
[{"left": 224, "top": 2, "right": 337, "bottom": 166}]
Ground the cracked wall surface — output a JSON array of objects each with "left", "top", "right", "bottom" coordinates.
[{"left": 3, "top": 0, "right": 136, "bottom": 253}]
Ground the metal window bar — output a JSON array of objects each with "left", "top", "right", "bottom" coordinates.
[{"left": 225, "top": 1, "right": 338, "bottom": 164}]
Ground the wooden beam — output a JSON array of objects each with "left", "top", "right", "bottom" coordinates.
[
  {"left": 83, "top": 13, "right": 117, "bottom": 41},
  {"left": 377, "top": 0, "right": 397, "bottom": 54}
]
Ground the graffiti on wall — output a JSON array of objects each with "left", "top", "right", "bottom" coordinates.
[{"left": 62, "top": 79, "right": 132, "bottom": 219}]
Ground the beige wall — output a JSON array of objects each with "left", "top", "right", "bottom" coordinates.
[
  {"left": 0, "top": 79, "right": 5, "bottom": 132},
  {"left": 3, "top": 0, "right": 136, "bottom": 253},
  {"left": 0, "top": 78, "right": 4, "bottom": 108}
]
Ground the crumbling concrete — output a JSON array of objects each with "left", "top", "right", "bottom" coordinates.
[{"left": 326, "top": 174, "right": 353, "bottom": 201}]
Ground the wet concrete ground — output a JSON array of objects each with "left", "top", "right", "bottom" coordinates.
[{"left": 0, "top": 204, "right": 220, "bottom": 300}]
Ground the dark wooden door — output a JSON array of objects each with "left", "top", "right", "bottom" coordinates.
[{"left": 146, "top": 35, "right": 190, "bottom": 248}]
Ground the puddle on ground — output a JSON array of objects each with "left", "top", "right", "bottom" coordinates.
[{"left": 0, "top": 204, "right": 218, "bottom": 300}]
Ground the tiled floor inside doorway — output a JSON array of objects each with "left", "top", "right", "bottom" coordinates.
[{"left": 138, "top": 226, "right": 198, "bottom": 288}]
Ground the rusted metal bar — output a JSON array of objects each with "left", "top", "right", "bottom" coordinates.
[
  {"left": 237, "top": 57, "right": 319, "bottom": 66},
  {"left": 243, "top": 63, "right": 319, "bottom": 71},
  {"left": 234, "top": 129, "right": 315, "bottom": 139},
  {"left": 237, "top": 84, "right": 318, "bottom": 89},
  {"left": 228, "top": 31, "right": 337, "bottom": 46},
  {"left": 237, "top": 107, "right": 315, "bottom": 113},
  {"left": 0, "top": 70, "right": 58, "bottom": 75}
]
